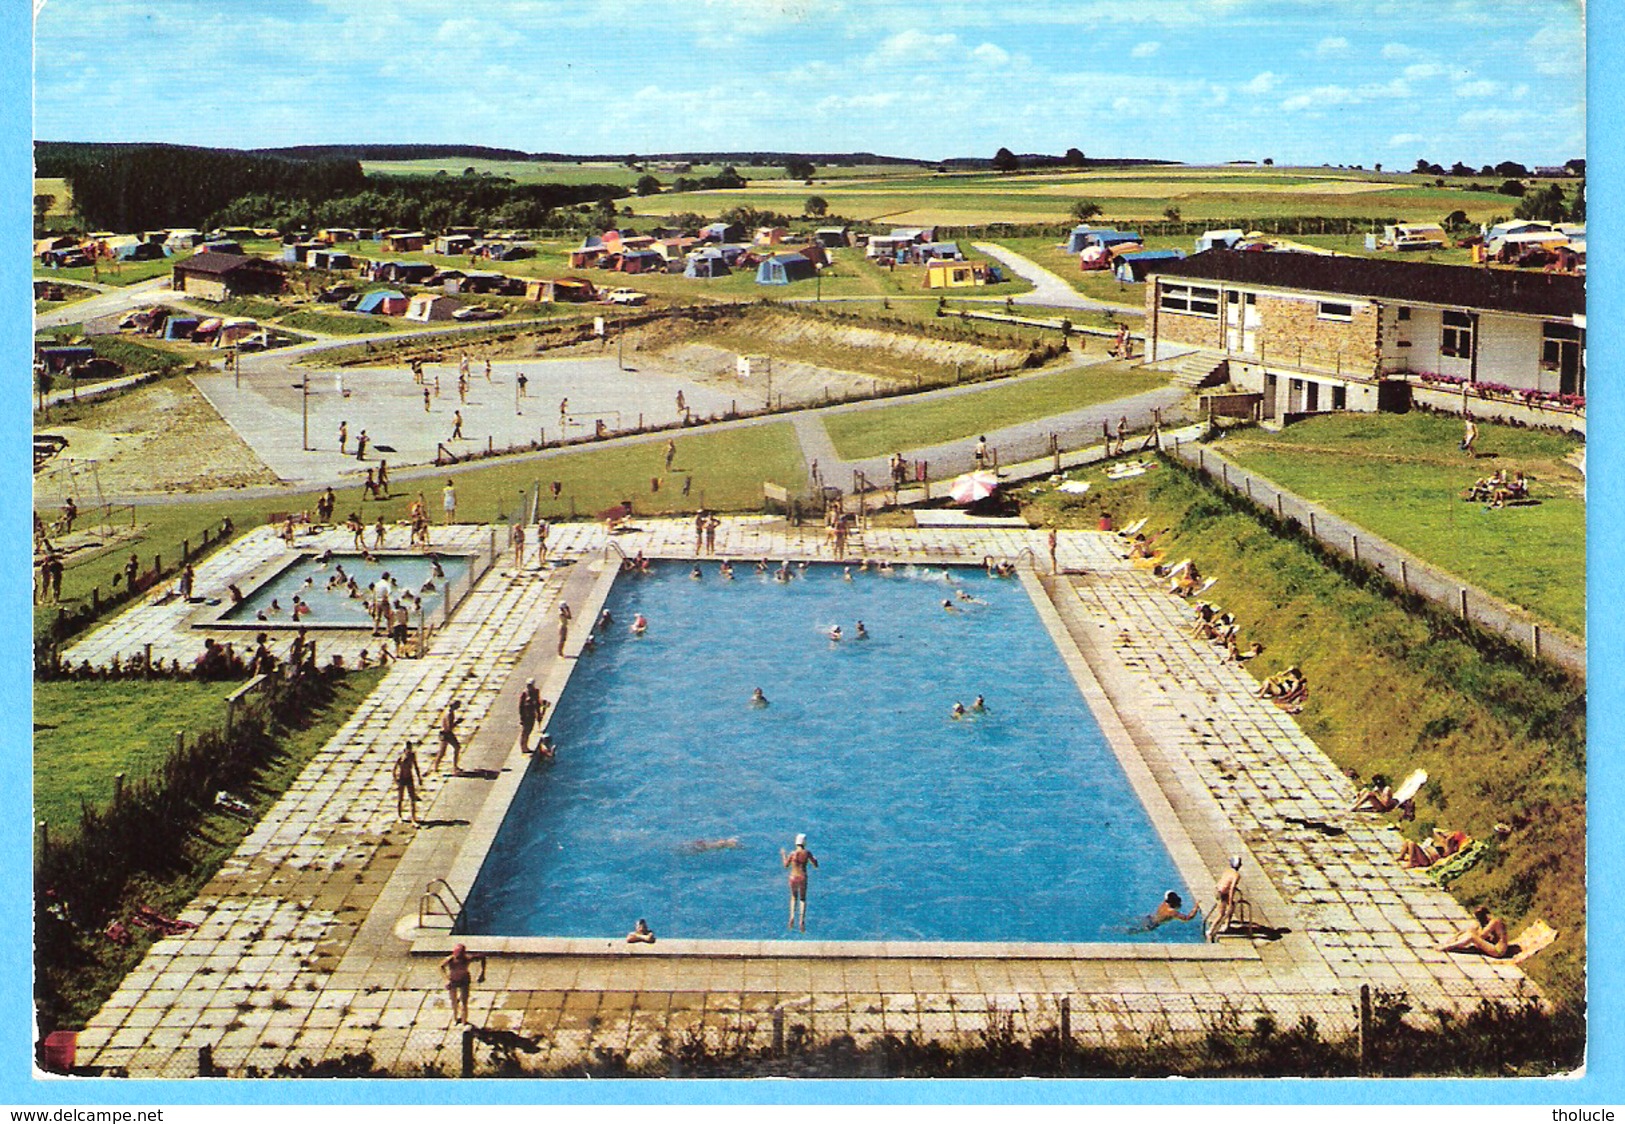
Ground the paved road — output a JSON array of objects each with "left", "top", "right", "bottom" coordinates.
[
  {"left": 973, "top": 242, "right": 1143, "bottom": 316},
  {"left": 34, "top": 275, "right": 174, "bottom": 330},
  {"left": 1169, "top": 440, "right": 1583, "bottom": 676}
]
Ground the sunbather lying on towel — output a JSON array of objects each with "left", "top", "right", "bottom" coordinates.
[
  {"left": 1396, "top": 828, "right": 1469, "bottom": 870},
  {"left": 1438, "top": 906, "right": 1508, "bottom": 958}
]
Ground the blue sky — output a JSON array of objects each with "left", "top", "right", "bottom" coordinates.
[{"left": 34, "top": 0, "right": 1584, "bottom": 167}]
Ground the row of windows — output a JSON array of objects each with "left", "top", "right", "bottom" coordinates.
[{"left": 1158, "top": 283, "right": 1220, "bottom": 317}]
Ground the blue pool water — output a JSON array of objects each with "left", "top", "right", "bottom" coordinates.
[
  {"left": 221, "top": 553, "right": 473, "bottom": 627},
  {"left": 461, "top": 561, "right": 1200, "bottom": 943}
]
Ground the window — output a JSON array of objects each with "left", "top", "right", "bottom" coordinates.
[
  {"left": 1397, "top": 306, "right": 1412, "bottom": 321},
  {"left": 1318, "top": 301, "right": 1354, "bottom": 321},
  {"left": 1441, "top": 310, "right": 1474, "bottom": 359},
  {"left": 1159, "top": 283, "right": 1220, "bottom": 317},
  {"left": 1332, "top": 384, "right": 1347, "bottom": 410}
]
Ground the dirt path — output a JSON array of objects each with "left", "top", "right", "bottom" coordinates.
[{"left": 38, "top": 378, "right": 281, "bottom": 496}]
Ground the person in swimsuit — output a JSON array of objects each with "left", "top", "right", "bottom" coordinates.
[
  {"left": 626, "top": 919, "right": 656, "bottom": 945},
  {"left": 632, "top": 613, "right": 648, "bottom": 636},
  {"left": 781, "top": 833, "right": 819, "bottom": 932},
  {"left": 440, "top": 943, "right": 485, "bottom": 1024},
  {"left": 1438, "top": 906, "right": 1509, "bottom": 958},
  {"left": 1206, "top": 855, "right": 1243, "bottom": 942},
  {"left": 1145, "top": 891, "right": 1201, "bottom": 930},
  {"left": 393, "top": 740, "right": 423, "bottom": 823},
  {"left": 750, "top": 687, "right": 768, "bottom": 707}
]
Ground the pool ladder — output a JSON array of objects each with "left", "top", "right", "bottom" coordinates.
[
  {"left": 418, "top": 878, "right": 464, "bottom": 931},
  {"left": 603, "top": 540, "right": 631, "bottom": 567}
]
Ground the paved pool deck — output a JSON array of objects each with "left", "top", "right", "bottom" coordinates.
[{"left": 63, "top": 517, "right": 1538, "bottom": 1078}]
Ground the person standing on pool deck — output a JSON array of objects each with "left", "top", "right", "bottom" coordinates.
[
  {"left": 338, "top": 420, "right": 348, "bottom": 454},
  {"left": 511, "top": 521, "right": 526, "bottom": 569},
  {"left": 440, "top": 943, "right": 485, "bottom": 1025},
  {"left": 518, "top": 677, "right": 545, "bottom": 752},
  {"left": 433, "top": 699, "right": 463, "bottom": 774},
  {"left": 1048, "top": 528, "right": 1058, "bottom": 575},
  {"left": 442, "top": 479, "right": 457, "bottom": 525},
  {"left": 393, "top": 739, "right": 424, "bottom": 823},
  {"left": 781, "top": 833, "right": 819, "bottom": 931},
  {"left": 1206, "top": 855, "right": 1243, "bottom": 942}
]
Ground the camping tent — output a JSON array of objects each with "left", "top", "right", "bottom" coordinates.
[
  {"left": 1065, "top": 225, "right": 1099, "bottom": 253},
  {"left": 405, "top": 294, "right": 460, "bottom": 322},
  {"left": 684, "top": 251, "right": 731, "bottom": 279},
  {"left": 1113, "top": 249, "right": 1186, "bottom": 283},
  {"left": 1195, "top": 229, "right": 1245, "bottom": 253},
  {"left": 755, "top": 254, "right": 818, "bottom": 285},
  {"left": 356, "top": 290, "right": 408, "bottom": 315}
]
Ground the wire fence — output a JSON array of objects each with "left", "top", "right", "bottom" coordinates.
[
  {"left": 92, "top": 975, "right": 1576, "bottom": 1080},
  {"left": 1166, "top": 439, "right": 1584, "bottom": 677}
]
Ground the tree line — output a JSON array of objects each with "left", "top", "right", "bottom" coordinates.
[{"left": 35, "top": 142, "right": 628, "bottom": 234}]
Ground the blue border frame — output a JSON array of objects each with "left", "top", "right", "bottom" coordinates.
[{"left": 3, "top": 0, "right": 1616, "bottom": 1105}]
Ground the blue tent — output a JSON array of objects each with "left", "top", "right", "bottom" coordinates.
[
  {"left": 755, "top": 254, "right": 817, "bottom": 285},
  {"left": 1065, "top": 225, "right": 1098, "bottom": 253},
  {"left": 116, "top": 241, "right": 168, "bottom": 261},
  {"left": 1088, "top": 230, "right": 1142, "bottom": 248},
  {"left": 1113, "top": 249, "right": 1186, "bottom": 283},
  {"left": 356, "top": 289, "right": 406, "bottom": 314}
]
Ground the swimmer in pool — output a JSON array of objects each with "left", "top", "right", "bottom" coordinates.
[
  {"left": 750, "top": 687, "right": 768, "bottom": 707},
  {"left": 690, "top": 565, "right": 703, "bottom": 581},
  {"left": 631, "top": 613, "right": 648, "bottom": 635},
  {"left": 596, "top": 609, "right": 614, "bottom": 633},
  {"left": 951, "top": 701, "right": 966, "bottom": 719},
  {"left": 956, "top": 588, "right": 983, "bottom": 604},
  {"left": 942, "top": 598, "right": 958, "bottom": 612},
  {"left": 720, "top": 561, "right": 734, "bottom": 579},
  {"left": 1144, "top": 891, "right": 1201, "bottom": 930},
  {"left": 971, "top": 694, "right": 987, "bottom": 712},
  {"left": 855, "top": 621, "right": 869, "bottom": 640},
  {"left": 268, "top": 598, "right": 282, "bottom": 616},
  {"left": 843, "top": 566, "right": 853, "bottom": 582},
  {"left": 828, "top": 625, "right": 842, "bottom": 642},
  {"left": 878, "top": 561, "right": 893, "bottom": 575}
]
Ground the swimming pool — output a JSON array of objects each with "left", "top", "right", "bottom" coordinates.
[
  {"left": 460, "top": 561, "right": 1201, "bottom": 944},
  {"left": 217, "top": 552, "right": 474, "bottom": 629}
]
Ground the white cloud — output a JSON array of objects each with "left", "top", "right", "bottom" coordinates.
[
  {"left": 1381, "top": 43, "right": 1422, "bottom": 60},
  {"left": 864, "top": 28, "right": 959, "bottom": 68},
  {"left": 972, "top": 42, "right": 1010, "bottom": 65},
  {"left": 1131, "top": 41, "right": 1161, "bottom": 58},
  {"left": 1404, "top": 62, "right": 1444, "bottom": 79},
  {"left": 1240, "top": 71, "right": 1281, "bottom": 95},
  {"left": 1315, "top": 35, "right": 1349, "bottom": 55},
  {"left": 1527, "top": 22, "right": 1584, "bottom": 76},
  {"left": 1454, "top": 79, "right": 1499, "bottom": 98}
]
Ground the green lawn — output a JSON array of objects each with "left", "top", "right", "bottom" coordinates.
[
  {"left": 34, "top": 257, "right": 174, "bottom": 288},
  {"left": 823, "top": 362, "right": 1168, "bottom": 460},
  {"left": 35, "top": 680, "right": 234, "bottom": 838},
  {"left": 1215, "top": 413, "right": 1585, "bottom": 636},
  {"left": 1020, "top": 460, "right": 1585, "bottom": 1005}
]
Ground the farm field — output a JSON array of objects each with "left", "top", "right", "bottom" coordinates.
[
  {"left": 1215, "top": 413, "right": 1585, "bottom": 637},
  {"left": 623, "top": 166, "right": 1555, "bottom": 227},
  {"left": 361, "top": 159, "right": 930, "bottom": 187}
]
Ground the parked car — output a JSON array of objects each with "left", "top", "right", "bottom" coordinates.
[
  {"left": 71, "top": 357, "right": 123, "bottom": 380},
  {"left": 604, "top": 288, "right": 647, "bottom": 306},
  {"left": 451, "top": 305, "right": 502, "bottom": 321},
  {"left": 318, "top": 284, "right": 356, "bottom": 304},
  {"left": 339, "top": 294, "right": 364, "bottom": 311}
]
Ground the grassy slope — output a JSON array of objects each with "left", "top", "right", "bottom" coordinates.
[
  {"left": 35, "top": 681, "right": 235, "bottom": 837},
  {"left": 823, "top": 363, "right": 1167, "bottom": 460},
  {"left": 39, "top": 668, "right": 388, "bottom": 1029},
  {"left": 1216, "top": 414, "right": 1585, "bottom": 636},
  {"left": 1022, "top": 461, "right": 1585, "bottom": 1003}
]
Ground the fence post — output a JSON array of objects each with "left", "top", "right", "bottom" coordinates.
[
  {"left": 1352, "top": 535, "right": 1360, "bottom": 565},
  {"left": 1460, "top": 588, "right": 1469, "bottom": 621},
  {"left": 113, "top": 772, "right": 124, "bottom": 807},
  {"left": 1532, "top": 624, "right": 1542, "bottom": 659},
  {"left": 37, "top": 820, "right": 48, "bottom": 856},
  {"left": 1276, "top": 493, "right": 1284, "bottom": 518},
  {"left": 1400, "top": 560, "right": 1408, "bottom": 591},
  {"left": 1358, "top": 984, "right": 1372, "bottom": 1075},
  {"left": 1244, "top": 478, "right": 1251, "bottom": 500},
  {"left": 1221, "top": 464, "right": 1228, "bottom": 486},
  {"left": 175, "top": 730, "right": 185, "bottom": 756},
  {"left": 461, "top": 1026, "right": 475, "bottom": 1077},
  {"left": 1308, "top": 512, "right": 1316, "bottom": 537},
  {"left": 1198, "top": 448, "right": 1205, "bottom": 471}
]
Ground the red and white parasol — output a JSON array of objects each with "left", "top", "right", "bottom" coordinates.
[{"left": 948, "top": 470, "right": 999, "bottom": 506}]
